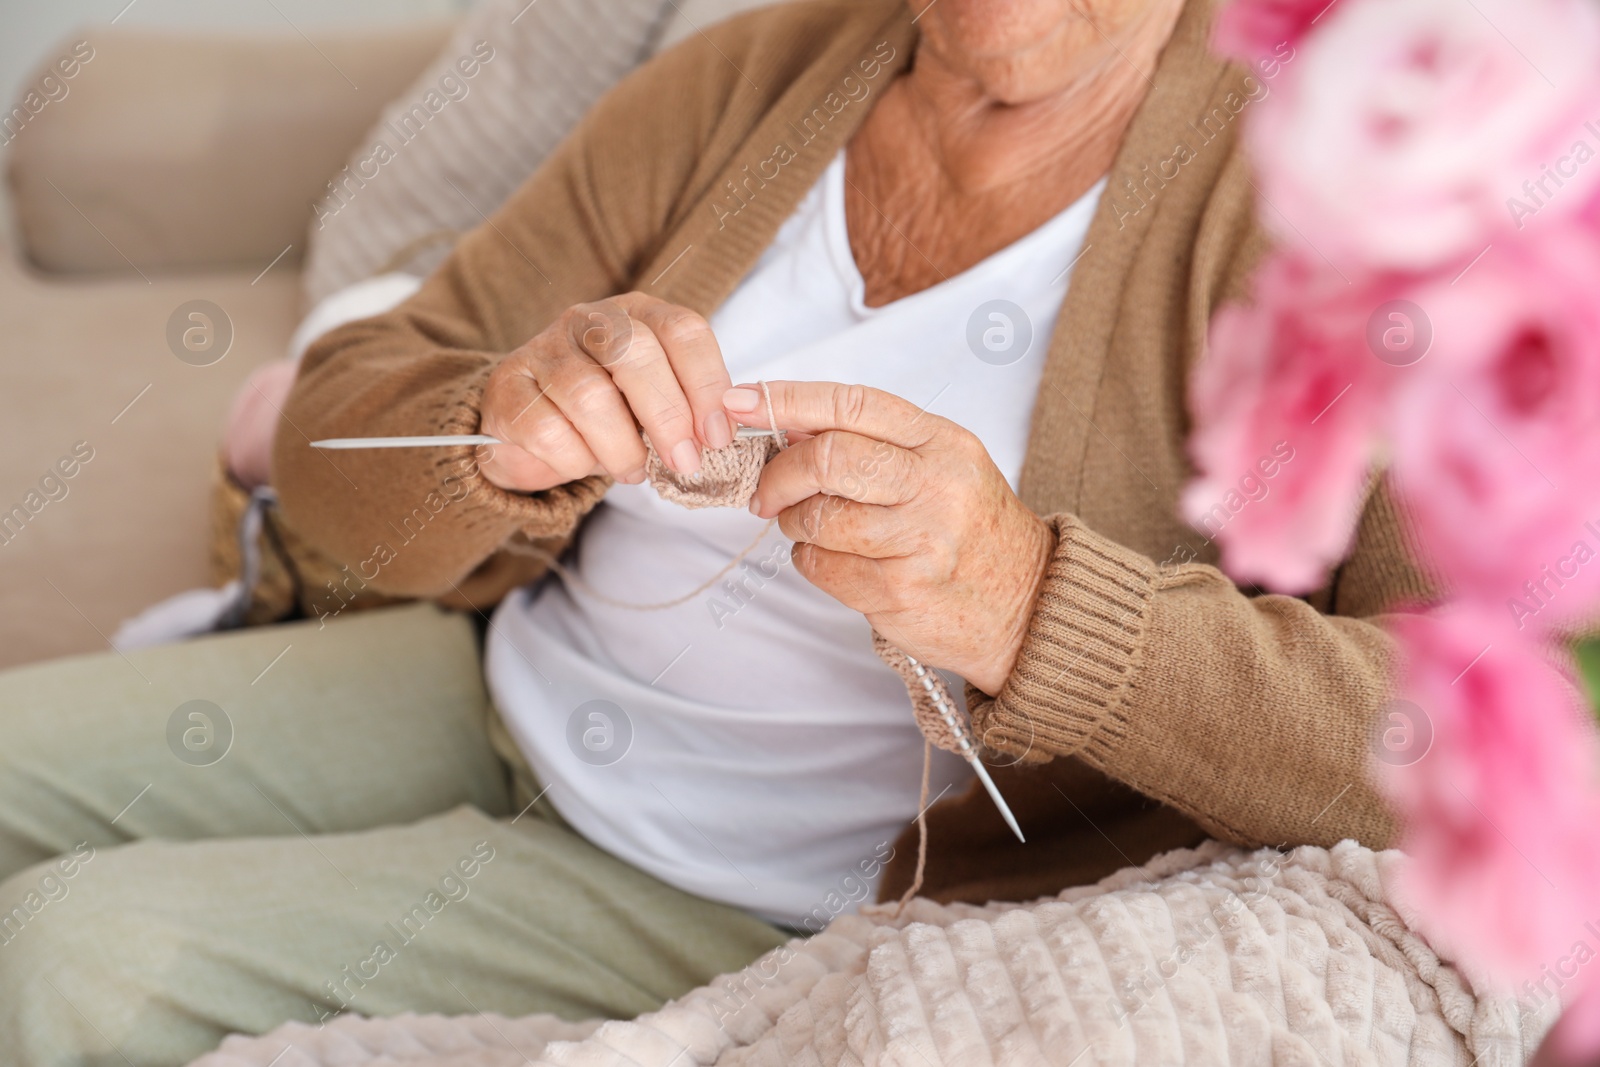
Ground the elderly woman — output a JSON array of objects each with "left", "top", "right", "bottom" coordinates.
[{"left": 0, "top": 0, "right": 1426, "bottom": 1062}]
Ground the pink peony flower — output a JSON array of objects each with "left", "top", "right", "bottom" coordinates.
[
  {"left": 1381, "top": 607, "right": 1600, "bottom": 985},
  {"left": 1212, "top": 0, "right": 1328, "bottom": 64},
  {"left": 1207, "top": 0, "right": 1600, "bottom": 1039},
  {"left": 1249, "top": 0, "right": 1600, "bottom": 273},
  {"left": 1387, "top": 233, "right": 1600, "bottom": 627},
  {"left": 1184, "top": 253, "right": 1398, "bottom": 593}
]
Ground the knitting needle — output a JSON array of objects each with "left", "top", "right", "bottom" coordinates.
[
  {"left": 311, "top": 428, "right": 778, "bottom": 449},
  {"left": 902, "top": 651, "right": 1026, "bottom": 843}
]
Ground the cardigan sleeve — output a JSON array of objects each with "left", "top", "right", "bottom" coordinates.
[
  {"left": 269, "top": 26, "right": 747, "bottom": 601},
  {"left": 967, "top": 477, "right": 1436, "bottom": 851}
]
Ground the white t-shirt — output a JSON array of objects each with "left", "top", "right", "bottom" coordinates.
[{"left": 487, "top": 153, "right": 1105, "bottom": 925}]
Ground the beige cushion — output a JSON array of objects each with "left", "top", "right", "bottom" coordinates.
[
  {"left": 6, "top": 23, "right": 453, "bottom": 277},
  {"left": 301, "top": 0, "right": 787, "bottom": 305},
  {"left": 301, "top": 0, "right": 673, "bottom": 304}
]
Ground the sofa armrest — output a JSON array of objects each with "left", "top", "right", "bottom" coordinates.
[{"left": 5, "top": 21, "right": 455, "bottom": 277}]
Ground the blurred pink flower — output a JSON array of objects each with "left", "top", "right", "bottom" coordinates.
[
  {"left": 1536, "top": 976, "right": 1600, "bottom": 1064},
  {"left": 1382, "top": 608, "right": 1600, "bottom": 985},
  {"left": 1388, "top": 234, "right": 1600, "bottom": 624},
  {"left": 1207, "top": 0, "right": 1600, "bottom": 1046},
  {"left": 1184, "top": 253, "right": 1397, "bottom": 593},
  {"left": 1250, "top": 0, "right": 1600, "bottom": 272},
  {"left": 1582, "top": 183, "right": 1600, "bottom": 230},
  {"left": 1212, "top": 0, "right": 1326, "bottom": 63}
]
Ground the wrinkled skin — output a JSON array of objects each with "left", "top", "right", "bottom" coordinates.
[{"left": 735, "top": 380, "right": 1053, "bottom": 695}]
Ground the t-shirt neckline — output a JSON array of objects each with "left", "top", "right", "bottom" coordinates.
[{"left": 821, "top": 150, "right": 1108, "bottom": 318}]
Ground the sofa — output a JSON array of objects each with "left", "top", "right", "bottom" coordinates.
[{"left": 3, "top": 9, "right": 1592, "bottom": 1065}]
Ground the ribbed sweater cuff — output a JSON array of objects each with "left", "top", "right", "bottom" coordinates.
[
  {"left": 969, "top": 514, "right": 1156, "bottom": 764},
  {"left": 433, "top": 362, "right": 611, "bottom": 541}
]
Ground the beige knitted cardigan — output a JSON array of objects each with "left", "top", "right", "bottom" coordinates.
[{"left": 273, "top": 0, "right": 1433, "bottom": 906}]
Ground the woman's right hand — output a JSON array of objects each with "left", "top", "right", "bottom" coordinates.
[{"left": 477, "top": 293, "right": 735, "bottom": 493}]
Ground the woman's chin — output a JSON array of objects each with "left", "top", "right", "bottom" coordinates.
[
  {"left": 913, "top": 0, "right": 1080, "bottom": 45},
  {"left": 913, "top": 0, "right": 1142, "bottom": 103}
]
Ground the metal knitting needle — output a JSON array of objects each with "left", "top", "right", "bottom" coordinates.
[
  {"left": 902, "top": 651, "right": 1026, "bottom": 843},
  {"left": 311, "top": 428, "right": 779, "bottom": 449}
]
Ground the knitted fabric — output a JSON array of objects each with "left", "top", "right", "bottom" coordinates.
[
  {"left": 869, "top": 632, "right": 965, "bottom": 755},
  {"left": 642, "top": 433, "right": 780, "bottom": 510}
]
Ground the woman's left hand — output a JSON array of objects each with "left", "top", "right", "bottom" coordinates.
[{"left": 726, "top": 380, "right": 1054, "bottom": 696}]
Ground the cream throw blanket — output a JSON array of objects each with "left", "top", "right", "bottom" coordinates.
[{"left": 188, "top": 842, "right": 1553, "bottom": 1066}]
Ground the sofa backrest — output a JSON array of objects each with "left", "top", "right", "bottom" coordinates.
[{"left": 4, "top": 22, "right": 454, "bottom": 276}]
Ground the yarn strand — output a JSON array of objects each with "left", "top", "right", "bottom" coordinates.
[
  {"left": 894, "top": 739, "right": 933, "bottom": 916},
  {"left": 519, "top": 518, "right": 777, "bottom": 610}
]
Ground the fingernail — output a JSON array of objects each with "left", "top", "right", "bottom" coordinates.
[
  {"left": 625, "top": 466, "right": 647, "bottom": 484},
  {"left": 704, "top": 410, "right": 732, "bottom": 449},
  {"left": 670, "top": 438, "right": 702, "bottom": 475},
  {"left": 748, "top": 494, "right": 762, "bottom": 516},
  {"left": 724, "top": 387, "right": 761, "bottom": 413}
]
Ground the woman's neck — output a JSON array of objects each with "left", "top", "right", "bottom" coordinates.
[{"left": 845, "top": 0, "right": 1185, "bottom": 305}]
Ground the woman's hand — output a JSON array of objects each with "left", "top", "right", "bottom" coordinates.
[
  {"left": 478, "top": 293, "right": 735, "bottom": 493},
  {"left": 730, "top": 380, "right": 1054, "bottom": 696}
]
